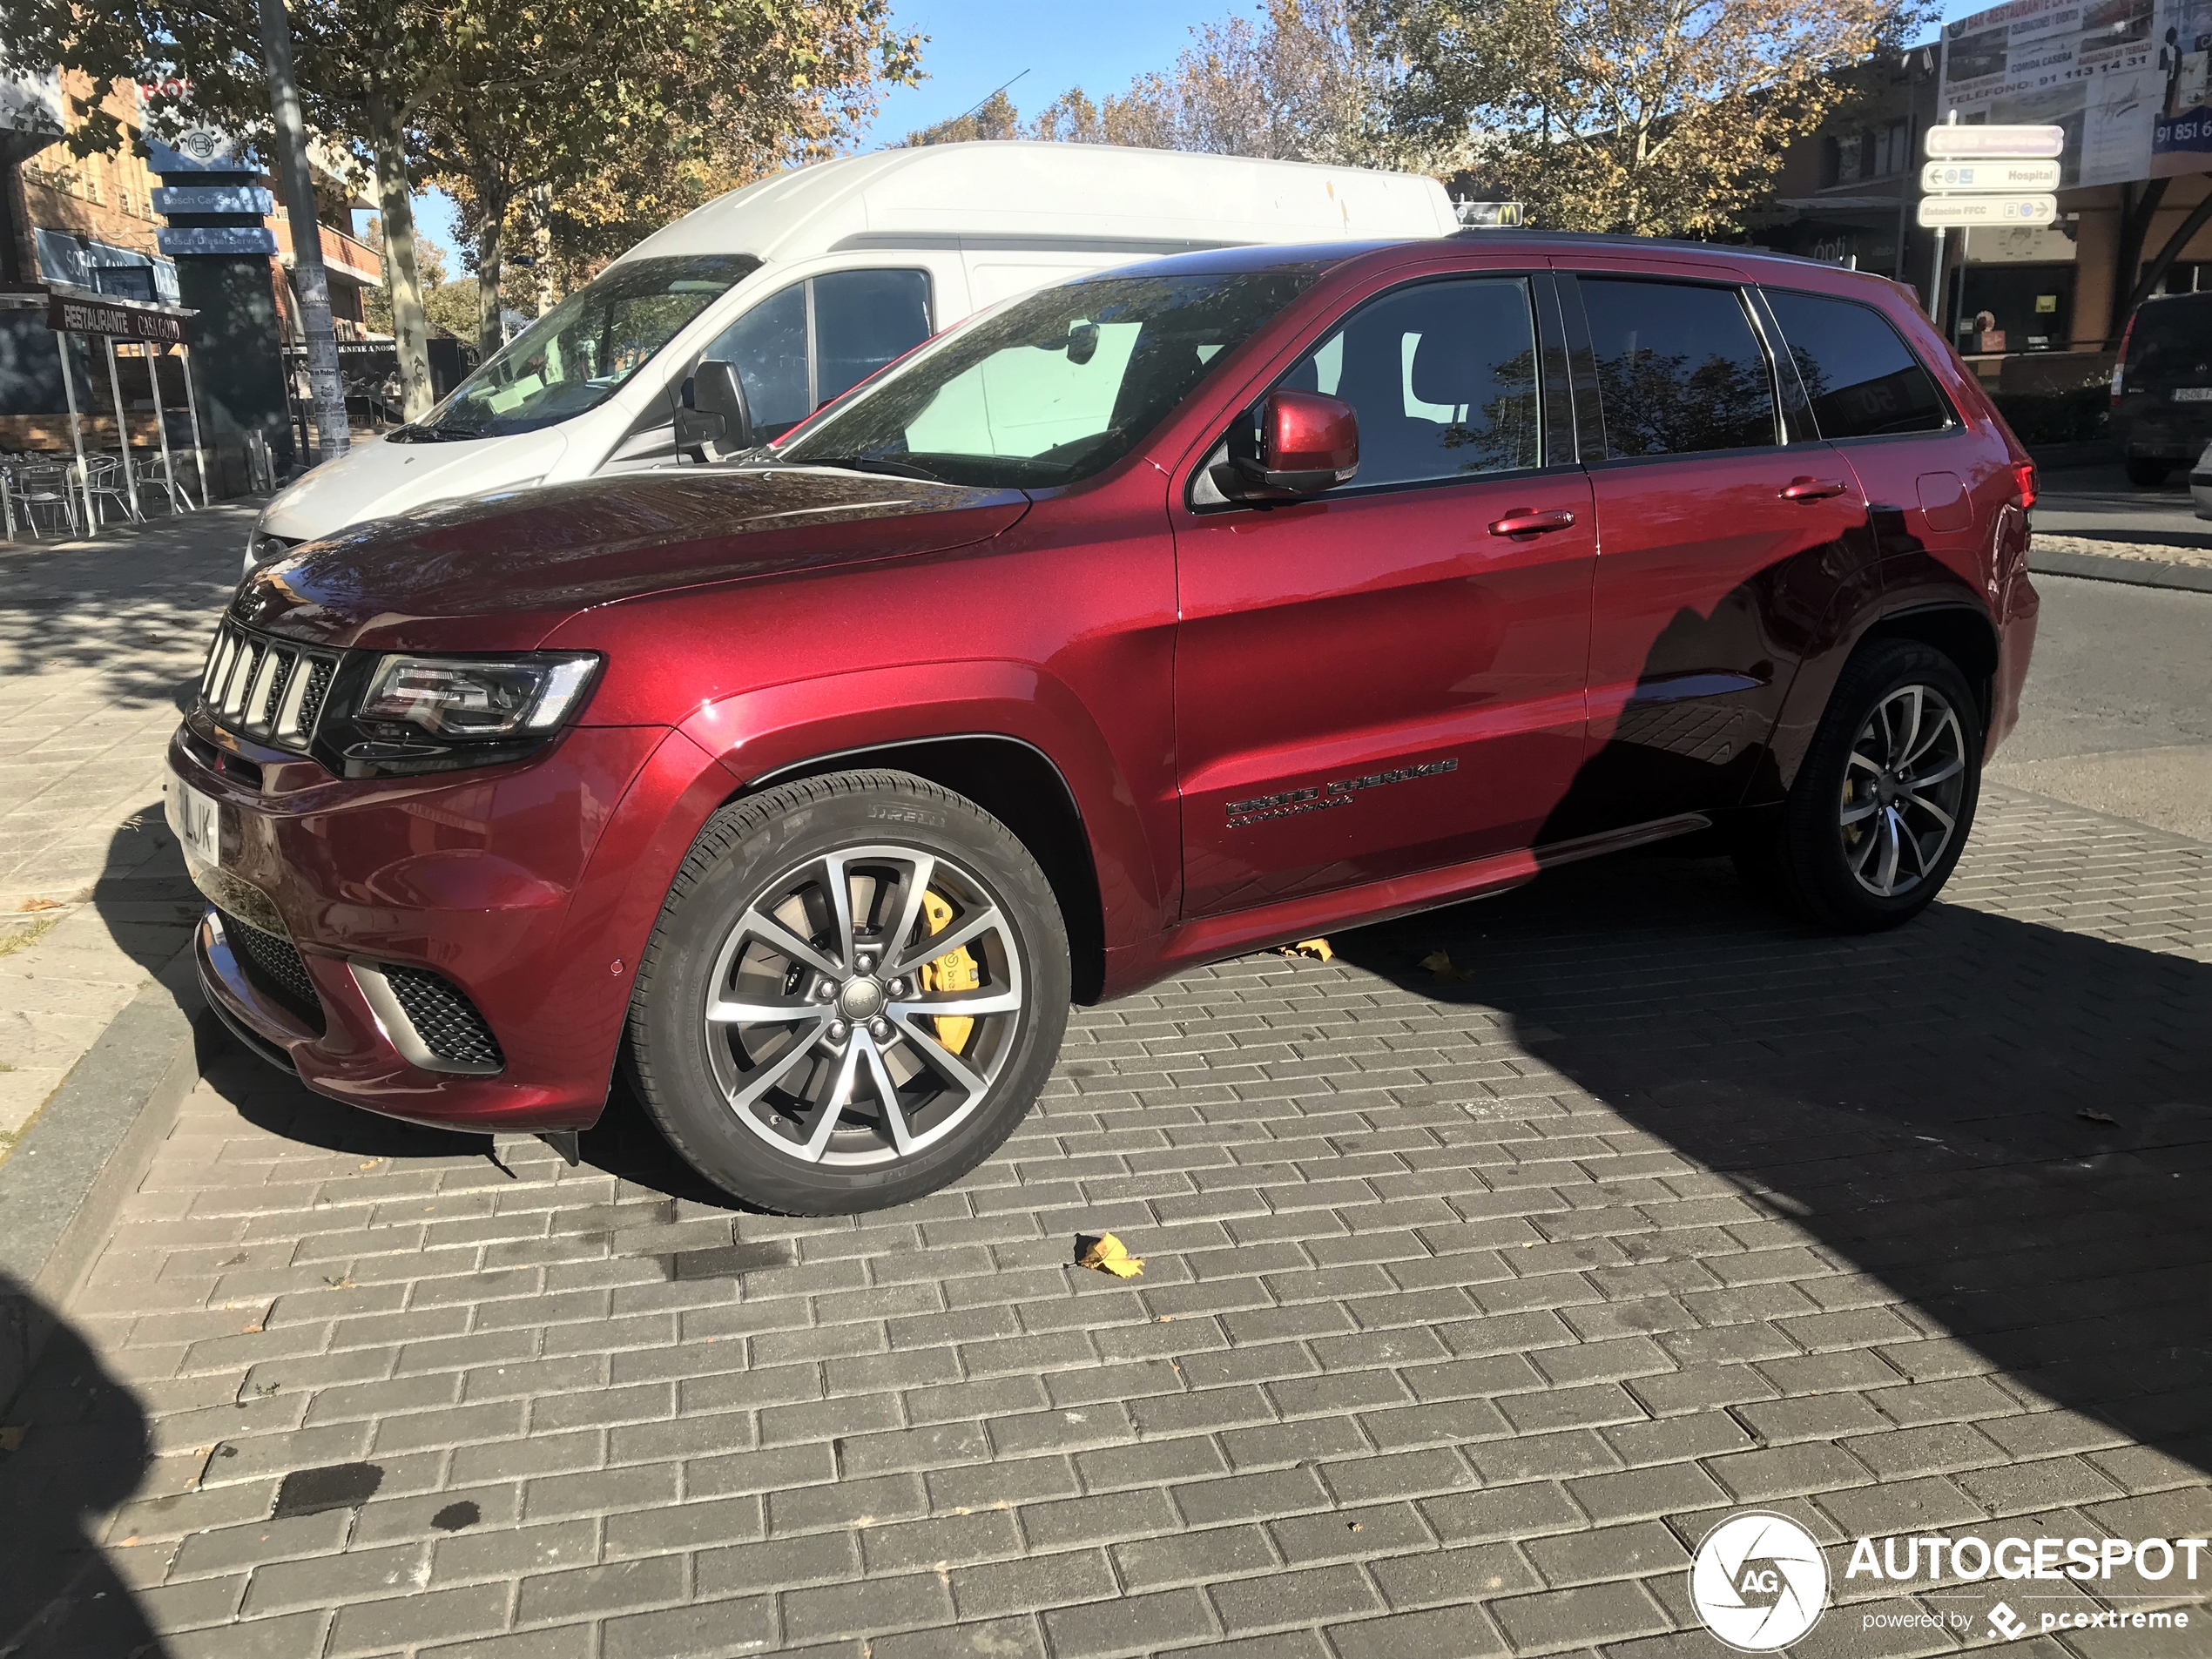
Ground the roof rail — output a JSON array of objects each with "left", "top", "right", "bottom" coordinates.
[{"left": 1447, "top": 227, "right": 1823, "bottom": 266}]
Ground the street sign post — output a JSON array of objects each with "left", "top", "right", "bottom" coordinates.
[
  {"left": 1919, "top": 116, "right": 2068, "bottom": 328},
  {"left": 1919, "top": 158, "right": 2062, "bottom": 194},
  {"left": 1916, "top": 195, "right": 2059, "bottom": 229},
  {"left": 1925, "top": 124, "right": 2066, "bottom": 159}
]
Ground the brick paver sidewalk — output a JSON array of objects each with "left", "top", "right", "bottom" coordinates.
[
  {"left": 3, "top": 781, "right": 2204, "bottom": 1658},
  {"left": 0, "top": 508, "right": 253, "bottom": 1147}
]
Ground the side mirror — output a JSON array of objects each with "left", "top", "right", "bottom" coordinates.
[
  {"left": 1217, "top": 389, "right": 1359, "bottom": 502},
  {"left": 1067, "top": 320, "right": 1100, "bottom": 366},
  {"left": 675, "top": 359, "right": 753, "bottom": 461}
]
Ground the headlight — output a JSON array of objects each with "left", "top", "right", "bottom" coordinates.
[
  {"left": 361, "top": 654, "right": 598, "bottom": 738},
  {"left": 324, "top": 651, "right": 601, "bottom": 776}
]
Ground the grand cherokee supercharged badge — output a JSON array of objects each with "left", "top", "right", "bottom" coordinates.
[{"left": 1226, "top": 758, "right": 1457, "bottom": 827}]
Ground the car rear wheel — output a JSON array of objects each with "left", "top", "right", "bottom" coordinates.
[
  {"left": 2126, "top": 455, "right": 2173, "bottom": 486},
  {"left": 627, "top": 771, "right": 1069, "bottom": 1214},
  {"left": 1736, "top": 639, "right": 1982, "bottom": 932}
]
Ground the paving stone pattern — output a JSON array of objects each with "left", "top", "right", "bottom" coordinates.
[{"left": 3, "top": 784, "right": 2206, "bottom": 1658}]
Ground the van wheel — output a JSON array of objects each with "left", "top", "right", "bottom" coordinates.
[
  {"left": 2125, "top": 455, "right": 2172, "bottom": 486},
  {"left": 626, "top": 771, "right": 1069, "bottom": 1215},
  {"left": 1736, "top": 640, "right": 1981, "bottom": 932}
]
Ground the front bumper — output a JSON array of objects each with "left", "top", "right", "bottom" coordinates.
[{"left": 171, "top": 710, "right": 696, "bottom": 1132}]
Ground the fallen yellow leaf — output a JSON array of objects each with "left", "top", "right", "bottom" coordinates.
[
  {"left": 1420, "top": 949, "right": 1472, "bottom": 981},
  {"left": 1076, "top": 1232, "right": 1144, "bottom": 1278},
  {"left": 1282, "top": 938, "right": 1333, "bottom": 962}
]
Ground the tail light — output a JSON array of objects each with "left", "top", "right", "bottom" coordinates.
[
  {"left": 2113, "top": 312, "right": 2136, "bottom": 404},
  {"left": 2013, "top": 461, "right": 2038, "bottom": 510}
]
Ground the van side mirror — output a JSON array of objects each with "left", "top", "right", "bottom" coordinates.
[
  {"left": 676, "top": 360, "right": 753, "bottom": 461},
  {"left": 1216, "top": 389, "right": 1359, "bottom": 502}
]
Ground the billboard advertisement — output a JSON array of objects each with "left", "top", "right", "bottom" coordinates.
[{"left": 1937, "top": 0, "right": 2212, "bottom": 183}]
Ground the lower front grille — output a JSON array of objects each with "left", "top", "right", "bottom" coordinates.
[
  {"left": 381, "top": 967, "right": 504, "bottom": 1070},
  {"left": 218, "top": 909, "right": 325, "bottom": 1031}
]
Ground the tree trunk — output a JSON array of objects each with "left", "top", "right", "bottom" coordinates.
[
  {"left": 368, "top": 86, "right": 435, "bottom": 420},
  {"left": 475, "top": 179, "right": 508, "bottom": 360},
  {"left": 530, "top": 181, "right": 556, "bottom": 316}
]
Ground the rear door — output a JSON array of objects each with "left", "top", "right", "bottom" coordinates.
[
  {"left": 1172, "top": 270, "right": 1595, "bottom": 918},
  {"left": 1554, "top": 270, "right": 1871, "bottom": 838}
]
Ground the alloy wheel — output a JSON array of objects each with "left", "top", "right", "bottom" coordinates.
[
  {"left": 699, "top": 844, "right": 1025, "bottom": 1168},
  {"left": 1839, "top": 684, "right": 1967, "bottom": 898}
]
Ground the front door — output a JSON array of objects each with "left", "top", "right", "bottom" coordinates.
[
  {"left": 1550, "top": 272, "right": 1874, "bottom": 838},
  {"left": 1172, "top": 272, "right": 1595, "bottom": 920}
]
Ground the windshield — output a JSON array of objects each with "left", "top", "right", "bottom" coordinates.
[
  {"left": 773, "top": 269, "right": 1320, "bottom": 488},
  {"left": 397, "top": 253, "right": 759, "bottom": 442}
]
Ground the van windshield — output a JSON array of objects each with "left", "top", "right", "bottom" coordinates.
[
  {"left": 773, "top": 269, "right": 1319, "bottom": 488},
  {"left": 395, "top": 253, "right": 759, "bottom": 442}
]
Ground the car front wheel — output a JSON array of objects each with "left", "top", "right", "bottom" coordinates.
[
  {"left": 626, "top": 770, "right": 1070, "bottom": 1214},
  {"left": 1738, "top": 639, "right": 1983, "bottom": 932}
]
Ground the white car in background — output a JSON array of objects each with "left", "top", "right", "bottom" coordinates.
[{"left": 246, "top": 142, "right": 1459, "bottom": 572}]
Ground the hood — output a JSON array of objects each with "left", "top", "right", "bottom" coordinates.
[
  {"left": 233, "top": 467, "right": 1032, "bottom": 652},
  {"left": 259, "top": 428, "right": 566, "bottom": 542}
]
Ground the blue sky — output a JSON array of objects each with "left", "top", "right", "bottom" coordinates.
[{"left": 408, "top": 0, "right": 1986, "bottom": 260}]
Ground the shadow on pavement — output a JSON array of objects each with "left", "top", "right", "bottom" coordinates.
[
  {"left": 1334, "top": 845, "right": 2212, "bottom": 1476},
  {"left": 0, "top": 1274, "right": 167, "bottom": 1659}
]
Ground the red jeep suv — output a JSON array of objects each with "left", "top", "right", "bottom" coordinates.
[{"left": 170, "top": 233, "right": 2038, "bottom": 1213}]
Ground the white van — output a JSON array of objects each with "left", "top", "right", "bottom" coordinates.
[{"left": 248, "top": 141, "right": 1457, "bottom": 566}]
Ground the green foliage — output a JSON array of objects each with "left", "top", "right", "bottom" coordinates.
[{"left": 1989, "top": 386, "right": 2109, "bottom": 445}]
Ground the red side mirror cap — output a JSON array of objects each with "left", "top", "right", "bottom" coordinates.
[{"left": 1226, "top": 389, "right": 1359, "bottom": 500}]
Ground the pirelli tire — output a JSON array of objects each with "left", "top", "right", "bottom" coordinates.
[{"left": 625, "top": 770, "right": 1071, "bottom": 1215}]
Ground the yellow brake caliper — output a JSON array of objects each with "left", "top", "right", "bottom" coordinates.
[{"left": 918, "top": 890, "right": 979, "bottom": 1055}]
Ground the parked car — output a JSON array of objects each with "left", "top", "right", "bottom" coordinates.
[
  {"left": 242, "top": 143, "right": 1459, "bottom": 572},
  {"left": 176, "top": 232, "right": 2039, "bottom": 1214},
  {"left": 2109, "top": 290, "right": 2212, "bottom": 485}
]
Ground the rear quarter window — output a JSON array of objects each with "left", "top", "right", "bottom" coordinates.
[{"left": 1764, "top": 288, "right": 1952, "bottom": 440}]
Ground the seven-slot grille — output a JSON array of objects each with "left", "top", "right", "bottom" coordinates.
[{"left": 199, "top": 619, "right": 339, "bottom": 752}]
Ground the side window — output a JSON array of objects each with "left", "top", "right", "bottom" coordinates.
[
  {"left": 702, "top": 282, "right": 808, "bottom": 438},
  {"left": 698, "top": 269, "right": 933, "bottom": 442},
  {"left": 1578, "top": 278, "right": 1777, "bottom": 457},
  {"left": 1283, "top": 277, "right": 1541, "bottom": 489},
  {"left": 813, "top": 269, "right": 933, "bottom": 406},
  {"left": 1763, "top": 289, "right": 1951, "bottom": 439}
]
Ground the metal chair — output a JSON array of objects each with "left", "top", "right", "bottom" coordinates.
[
  {"left": 81, "top": 455, "right": 140, "bottom": 528},
  {"left": 6, "top": 462, "right": 83, "bottom": 540},
  {"left": 133, "top": 450, "right": 193, "bottom": 515}
]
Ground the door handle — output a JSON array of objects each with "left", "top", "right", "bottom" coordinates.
[
  {"left": 1487, "top": 507, "right": 1577, "bottom": 536},
  {"left": 1780, "top": 477, "right": 1847, "bottom": 501}
]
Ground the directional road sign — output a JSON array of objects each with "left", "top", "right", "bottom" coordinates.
[
  {"left": 1920, "top": 158, "right": 2063, "bottom": 194},
  {"left": 1916, "top": 195, "right": 2058, "bottom": 228},
  {"left": 1924, "top": 124, "right": 2066, "bottom": 159}
]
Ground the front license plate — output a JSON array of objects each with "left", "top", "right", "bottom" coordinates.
[
  {"left": 165, "top": 773, "right": 222, "bottom": 868},
  {"left": 2172, "top": 387, "right": 2212, "bottom": 401}
]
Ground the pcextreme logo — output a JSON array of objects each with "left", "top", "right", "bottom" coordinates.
[{"left": 1689, "top": 1511, "right": 1830, "bottom": 1651}]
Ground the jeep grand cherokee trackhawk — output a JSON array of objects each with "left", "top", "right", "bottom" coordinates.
[{"left": 171, "top": 233, "right": 2039, "bottom": 1214}]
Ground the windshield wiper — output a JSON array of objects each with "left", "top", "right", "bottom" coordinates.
[
  {"left": 391, "top": 420, "right": 481, "bottom": 444},
  {"left": 787, "top": 454, "right": 942, "bottom": 482}
]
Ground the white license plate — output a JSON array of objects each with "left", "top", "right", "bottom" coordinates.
[
  {"left": 165, "top": 773, "right": 222, "bottom": 867},
  {"left": 2173, "top": 387, "right": 2212, "bottom": 402}
]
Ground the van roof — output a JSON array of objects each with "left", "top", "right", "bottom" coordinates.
[{"left": 619, "top": 142, "right": 1460, "bottom": 267}]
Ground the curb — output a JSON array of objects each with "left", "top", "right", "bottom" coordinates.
[
  {"left": 0, "top": 948, "right": 204, "bottom": 1411},
  {"left": 2028, "top": 548, "right": 2212, "bottom": 593}
]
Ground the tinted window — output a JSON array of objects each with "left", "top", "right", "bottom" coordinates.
[
  {"left": 706, "top": 281, "right": 809, "bottom": 437},
  {"left": 779, "top": 271, "right": 1317, "bottom": 488},
  {"left": 1281, "top": 277, "right": 1541, "bottom": 487},
  {"left": 1580, "top": 279, "right": 1777, "bottom": 457},
  {"left": 1764, "top": 289, "right": 1949, "bottom": 439},
  {"left": 815, "top": 269, "right": 932, "bottom": 406},
  {"left": 2123, "top": 293, "right": 2212, "bottom": 388}
]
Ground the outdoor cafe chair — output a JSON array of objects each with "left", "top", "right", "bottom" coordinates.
[
  {"left": 82, "top": 454, "right": 141, "bottom": 528},
  {"left": 132, "top": 450, "right": 194, "bottom": 515},
  {"left": 4, "top": 461, "right": 83, "bottom": 541}
]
